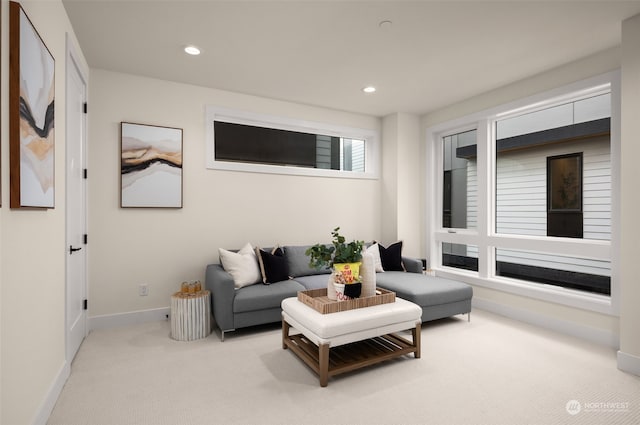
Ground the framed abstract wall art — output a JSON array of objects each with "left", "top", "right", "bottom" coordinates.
[
  {"left": 9, "top": 1, "right": 55, "bottom": 209},
  {"left": 120, "top": 122, "right": 183, "bottom": 208}
]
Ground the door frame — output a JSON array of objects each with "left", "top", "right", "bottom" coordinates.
[{"left": 65, "top": 34, "right": 89, "bottom": 362}]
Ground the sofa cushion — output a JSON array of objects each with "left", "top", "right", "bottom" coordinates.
[
  {"left": 284, "top": 245, "right": 331, "bottom": 277},
  {"left": 233, "top": 279, "right": 304, "bottom": 313},
  {"left": 377, "top": 241, "right": 404, "bottom": 271},
  {"left": 256, "top": 247, "right": 289, "bottom": 284},
  {"left": 219, "top": 243, "right": 262, "bottom": 288},
  {"left": 375, "top": 271, "right": 473, "bottom": 307},
  {"left": 293, "top": 274, "right": 331, "bottom": 290}
]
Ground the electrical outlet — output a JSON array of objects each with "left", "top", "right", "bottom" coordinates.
[{"left": 139, "top": 284, "right": 149, "bottom": 296}]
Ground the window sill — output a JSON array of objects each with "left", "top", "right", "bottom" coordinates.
[{"left": 208, "top": 160, "right": 379, "bottom": 180}]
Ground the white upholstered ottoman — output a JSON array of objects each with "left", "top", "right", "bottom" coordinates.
[{"left": 281, "top": 296, "right": 422, "bottom": 387}]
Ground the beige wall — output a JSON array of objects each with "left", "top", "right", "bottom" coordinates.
[
  {"left": 0, "top": 0, "right": 89, "bottom": 423},
  {"left": 381, "top": 114, "right": 399, "bottom": 245},
  {"left": 396, "top": 113, "right": 422, "bottom": 258},
  {"left": 423, "top": 48, "right": 621, "bottom": 129},
  {"left": 421, "top": 48, "right": 625, "bottom": 349},
  {"left": 619, "top": 13, "right": 640, "bottom": 372},
  {"left": 381, "top": 113, "right": 422, "bottom": 257},
  {"left": 88, "top": 69, "right": 382, "bottom": 317}
]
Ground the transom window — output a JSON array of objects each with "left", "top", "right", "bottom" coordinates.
[{"left": 205, "top": 107, "right": 379, "bottom": 179}]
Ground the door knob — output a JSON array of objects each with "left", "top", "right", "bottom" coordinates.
[{"left": 69, "top": 245, "right": 82, "bottom": 255}]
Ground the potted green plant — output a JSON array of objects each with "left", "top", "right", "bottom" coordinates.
[{"left": 306, "top": 227, "right": 364, "bottom": 300}]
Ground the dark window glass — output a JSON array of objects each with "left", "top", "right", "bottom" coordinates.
[
  {"left": 214, "top": 121, "right": 365, "bottom": 172},
  {"left": 442, "top": 243, "right": 479, "bottom": 272},
  {"left": 495, "top": 248, "right": 610, "bottom": 295}
]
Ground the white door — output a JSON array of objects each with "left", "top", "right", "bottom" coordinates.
[{"left": 66, "top": 42, "right": 88, "bottom": 362}]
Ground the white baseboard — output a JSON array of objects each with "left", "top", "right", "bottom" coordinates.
[
  {"left": 33, "top": 360, "right": 70, "bottom": 425},
  {"left": 617, "top": 350, "right": 640, "bottom": 376},
  {"left": 473, "top": 298, "right": 619, "bottom": 348},
  {"left": 89, "top": 307, "right": 170, "bottom": 331}
]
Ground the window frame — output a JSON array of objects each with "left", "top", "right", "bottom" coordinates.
[
  {"left": 205, "top": 106, "right": 380, "bottom": 179},
  {"left": 426, "top": 71, "right": 619, "bottom": 315}
]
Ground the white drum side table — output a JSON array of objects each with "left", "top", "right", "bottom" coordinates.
[{"left": 170, "top": 290, "right": 212, "bottom": 341}]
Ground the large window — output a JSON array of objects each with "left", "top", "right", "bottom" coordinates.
[
  {"left": 495, "top": 93, "right": 610, "bottom": 241},
  {"left": 431, "top": 72, "right": 616, "bottom": 308},
  {"left": 205, "top": 107, "right": 378, "bottom": 179}
]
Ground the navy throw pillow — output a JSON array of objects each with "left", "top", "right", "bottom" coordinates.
[
  {"left": 377, "top": 241, "right": 404, "bottom": 271},
  {"left": 257, "top": 247, "right": 290, "bottom": 284}
]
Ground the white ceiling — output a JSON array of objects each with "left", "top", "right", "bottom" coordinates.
[{"left": 62, "top": 1, "right": 640, "bottom": 117}]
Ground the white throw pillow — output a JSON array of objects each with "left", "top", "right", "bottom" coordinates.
[
  {"left": 219, "top": 243, "right": 262, "bottom": 288},
  {"left": 365, "top": 243, "right": 384, "bottom": 273}
]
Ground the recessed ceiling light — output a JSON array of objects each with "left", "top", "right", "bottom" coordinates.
[
  {"left": 363, "top": 86, "right": 377, "bottom": 93},
  {"left": 379, "top": 20, "right": 393, "bottom": 29},
  {"left": 184, "top": 45, "right": 201, "bottom": 56}
]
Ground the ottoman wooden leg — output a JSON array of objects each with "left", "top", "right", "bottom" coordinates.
[
  {"left": 319, "top": 343, "right": 330, "bottom": 387},
  {"left": 282, "top": 319, "right": 290, "bottom": 350},
  {"left": 413, "top": 323, "right": 421, "bottom": 359}
]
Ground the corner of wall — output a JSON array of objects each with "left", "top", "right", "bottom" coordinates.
[
  {"left": 32, "top": 361, "right": 70, "bottom": 425},
  {"left": 617, "top": 350, "right": 640, "bottom": 376},
  {"left": 381, "top": 114, "right": 399, "bottom": 243}
]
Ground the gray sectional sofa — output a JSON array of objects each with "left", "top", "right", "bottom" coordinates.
[{"left": 205, "top": 244, "right": 473, "bottom": 340}]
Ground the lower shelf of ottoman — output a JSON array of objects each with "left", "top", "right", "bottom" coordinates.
[{"left": 282, "top": 319, "right": 421, "bottom": 387}]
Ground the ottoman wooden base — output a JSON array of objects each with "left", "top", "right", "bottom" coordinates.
[{"left": 282, "top": 318, "right": 420, "bottom": 387}]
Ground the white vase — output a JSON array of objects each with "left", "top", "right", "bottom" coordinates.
[
  {"left": 360, "top": 251, "right": 376, "bottom": 298},
  {"left": 333, "top": 283, "right": 347, "bottom": 301},
  {"left": 327, "top": 272, "right": 337, "bottom": 300}
]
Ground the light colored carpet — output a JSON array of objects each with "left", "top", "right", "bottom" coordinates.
[{"left": 48, "top": 309, "right": 639, "bottom": 425}]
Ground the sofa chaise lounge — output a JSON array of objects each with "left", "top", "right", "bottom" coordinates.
[{"left": 205, "top": 243, "right": 473, "bottom": 340}]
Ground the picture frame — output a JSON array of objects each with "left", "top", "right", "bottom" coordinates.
[
  {"left": 9, "top": 1, "right": 55, "bottom": 209},
  {"left": 120, "top": 122, "right": 183, "bottom": 208}
]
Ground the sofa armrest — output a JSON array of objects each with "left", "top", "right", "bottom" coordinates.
[
  {"left": 205, "top": 264, "right": 236, "bottom": 332},
  {"left": 402, "top": 256, "right": 423, "bottom": 274}
]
